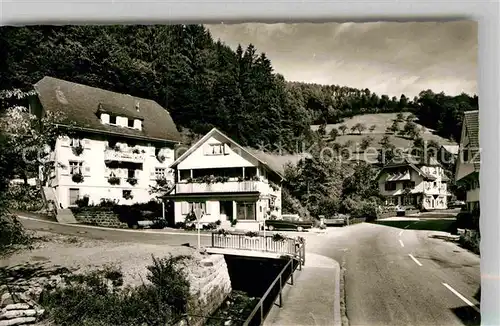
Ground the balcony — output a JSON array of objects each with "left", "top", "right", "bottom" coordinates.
[
  {"left": 175, "top": 180, "right": 259, "bottom": 194},
  {"left": 104, "top": 149, "right": 145, "bottom": 163}
]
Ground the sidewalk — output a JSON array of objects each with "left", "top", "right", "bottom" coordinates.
[{"left": 264, "top": 253, "right": 341, "bottom": 326}]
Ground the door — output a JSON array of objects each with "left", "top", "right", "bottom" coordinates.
[
  {"left": 69, "top": 188, "right": 80, "bottom": 206},
  {"left": 220, "top": 201, "right": 233, "bottom": 221}
]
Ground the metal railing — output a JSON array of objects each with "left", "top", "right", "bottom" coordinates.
[
  {"left": 211, "top": 232, "right": 305, "bottom": 264},
  {"left": 242, "top": 242, "right": 305, "bottom": 326}
]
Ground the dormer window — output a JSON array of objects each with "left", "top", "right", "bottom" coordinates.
[
  {"left": 128, "top": 119, "right": 134, "bottom": 128},
  {"left": 109, "top": 115, "right": 117, "bottom": 125}
]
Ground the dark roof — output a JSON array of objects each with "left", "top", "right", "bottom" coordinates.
[
  {"left": 463, "top": 110, "right": 480, "bottom": 171},
  {"left": 34, "top": 77, "right": 182, "bottom": 143},
  {"left": 376, "top": 157, "right": 436, "bottom": 181}
]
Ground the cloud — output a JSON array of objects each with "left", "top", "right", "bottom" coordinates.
[{"left": 206, "top": 21, "right": 477, "bottom": 98}]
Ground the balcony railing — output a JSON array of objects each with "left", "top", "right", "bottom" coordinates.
[
  {"left": 175, "top": 180, "right": 259, "bottom": 194},
  {"left": 104, "top": 149, "right": 145, "bottom": 163}
]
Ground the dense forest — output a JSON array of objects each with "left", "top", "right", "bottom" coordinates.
[{"left": 1, "top": 24, "right": 478, "bottom": 152}]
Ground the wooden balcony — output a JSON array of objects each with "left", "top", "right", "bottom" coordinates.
[{"left": 175, "top": 180, "right": 259, "bottom": 194}]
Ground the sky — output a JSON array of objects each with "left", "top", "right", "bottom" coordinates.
[{"left": 206, "top": 21, "right": 477, "bottom": 99}]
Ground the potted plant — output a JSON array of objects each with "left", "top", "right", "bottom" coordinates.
[
  {"left": 132, "top": 148, "right": 141, "bottom": 154},
  {"left": 72, "top": 173, "right": 84, "bottom": 183},
  {"left": 230, "top": 218, "right": 238, "bottom": 227},
  {"left": 108, "top": 176, "right": 121, "bottom": 185},
  {"left": 156, "top": 177, "right": 168, "bottom": 187},
  {"left": 123, "top": 192, "right": 133, "bottom": 200},
  {"left": 245, "top": 231, "right": 259, "bottom": 239},
  {"left": 127, "top": 177, "right": 138, "bottom": 186},
  {"left": 272, "top": 233, "right": 286, "bottom": 242}
]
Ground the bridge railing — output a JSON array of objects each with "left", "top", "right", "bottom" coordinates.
[{"left": 211, "top": 231, "right": 305, "bottom": 265}]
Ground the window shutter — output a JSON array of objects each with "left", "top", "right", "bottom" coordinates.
[
  {"left": 203, "top": 144, "right": 210, "bottom": 155},
  {"left": 134, "top": 170, "right": 140, "bottom": 178},
  {"left": 223, "top": 143, "right": 230, "bottom": 155},
  {"left": 83, "top": 163, "right": 91, "bottom": 177}
]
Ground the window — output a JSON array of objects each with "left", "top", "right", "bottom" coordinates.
[
  {"left": 385, "top": 182, "right": 396, "bottom": 191},
  {"left": 70, "top": 138, "right": 81, "bottom": 147},
  {"left": 403, "top": 181, "right": 415, "bottom": 189},
  {"left": 181, "top": 202, "right": 207, "bottom": 215},
  {"left": 204, "top": 144, "right": 224, "bottom": 156},
  {"left": 236, "top": 202, "right": 256, "bottom": 220},
  {"left": 403, "top": 196, "right": 414, "bottom": 206},
  {"left": 128, "top": 169, "right": 135, "bottom": 178},
  {"left": 433, "top": 182, "right": 437, "bottom": 188},
  {"left": 109, "top": 115, "right": 117, "bottom": 125},
  {"left": 463, "top": 149, "right": 469, "bottom": 162},
  {"left": 128, "top": 119, "right": 134, "bottom": 128},
  {"left": 155, "top": 168, "right": 166, "bottom": 179},
  {"left": 69, "top": 161, "right": 82, "bottom": 175}
]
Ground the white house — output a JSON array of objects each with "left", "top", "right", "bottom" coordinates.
[
  {"left": 376, "top": 155, "right": 451, "bottom": 210},
  {"left": 455, "top": 110, "right": 480, "bottom": 212},
  {"left": 165, "top": 128, "right": 284, "bottom": 231},
  {"left": 31, "top": 76, "right": 182, "bottom": 209}
]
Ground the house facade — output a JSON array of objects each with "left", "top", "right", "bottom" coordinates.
[
  {"left": 376, "top": 156, "right": 450, "bottom": 210},
  {"left": 32, "top": 77, "right": 182, "bottom": 209},
  {"left": 455, "top": 110, "right": 480, "bottom": 212},
  {"left": 166, "top": 128, "right": 283, "bottom": 231}
]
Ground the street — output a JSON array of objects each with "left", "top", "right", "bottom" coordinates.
[
  {"left": 18, "top": 215, "right": 480, "bottom": 326},
  {"left": 306, "top": 219, "right": 481, "bottom": 326}
]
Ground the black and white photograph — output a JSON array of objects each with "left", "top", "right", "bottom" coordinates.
[{"left": 0, "top": 21, "right": 480, "bottom": 326}]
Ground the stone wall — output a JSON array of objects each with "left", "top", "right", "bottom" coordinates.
[
  {"left": 178, "top": 254, "right": 232, "bottom": 326},
  {"left": 70, "top": 208, "right": 129, "bottom": 229}
]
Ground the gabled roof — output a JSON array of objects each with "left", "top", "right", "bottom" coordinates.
[
  {"left": 34, "top": 77, "right": 182, "bottom": 143},
  {"left": 441, "top": 145, "right": 459, "bottom": 155},
  {"left": 169, "top": 128, "right": 285, "bottom": 179},
  {"left": 463, "top": 110, "right": 480, "bottom": 172}
]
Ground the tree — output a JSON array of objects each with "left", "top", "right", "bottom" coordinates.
[
  {"left": 402, "top": 121, "right": 419, "bottom": 139},
  {"left": 360, "top": 136, "right": 374, "bottom": 151},
  {"left": 317, "top": 124, "right": 327, "bottom": 137},
  {"left": 369, "top": 124, "right": 376, "bottom": 133},
  {"left": 388, "top": 120, "right": 399, "bottom": 134},
  {"left": 406, "top": 113, "right": 416, "bottom": 122},
  {"left": 329, "top": 128, "right": 339, "bottom": 141},
  {"left": 396, "top": 112, "right": 405, "bottom": 122},
  {"left": 379, "top": 135, "right": 391, "bottom": 149},
  {"left": 339, "top": 125, "right": 348, "bottom": 135}
]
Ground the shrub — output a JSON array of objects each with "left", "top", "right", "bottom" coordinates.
[
  {"left": 230, "top": 219, "right": 238, "bottom": 227},
  {"left": 174, "top": 222, "right": 186, "bottom": 229},
  {"left": 217, "top": 229, "right": 230, "bottom": 236},
  {"left": 39, "top": 255, "right": 191, "bottom": 326},
  {"left": 456, "top": 212, "right": 473, "bottom": 229},
  {"left": 6, "top": 184, "right": 44, "bottom": 211},
  {"left": 75, "top": 195, "right": 90, "bottom": 207},
  {"left": 0, "top": 213, "right": 33, "bottom": 255},
  {"left": 245, "top": 231, "right": 259, "bottom": 237},
  {"left": 272, "top": 233, "right": 286, "bottom": 242},
  {"left": 215, "top": 220, "right": 221, "bottom": 226},
  {"left": 204, "top": 222, "right": 218, "bottom": 230}
]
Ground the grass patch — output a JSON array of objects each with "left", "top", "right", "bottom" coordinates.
[{"left": 39, "top": 255, "right": 192, "bottom": 326}]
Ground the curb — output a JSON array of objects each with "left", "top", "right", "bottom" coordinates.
[{"left": 333, "top": 258, "right": 342, "bottom": 326}]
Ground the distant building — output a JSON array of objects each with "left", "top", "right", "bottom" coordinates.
[
  {"left": 32, "top": 76, "right": 182, "bottom": 209},
  {"left": 165, "top": 128, "right": 284, "bottom": 231},
  {"left": 438, "top": 144, "right": 460, "bottom": 167},
  {"left": 376, "top": 155, "right": 451, "bottom": 210},
  {"left": 455, "top": 110, "right": 480, "bottom": 212}
]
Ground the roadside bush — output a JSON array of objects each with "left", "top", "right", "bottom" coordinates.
[
  {"left": 6, "top": 184, "right": 44, "bottom": 211},
  {"left": 455, "top": 212, "right": 474, "bottom": 229},
  {"left": 0, "top": 212, "right": 33, "bottom": 255},
  {"left": 39, "top": 255, "right": 191, "bottom": 326}
]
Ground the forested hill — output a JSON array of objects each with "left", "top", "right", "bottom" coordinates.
[{"left": 1, "top": 24, "right": 478, "bottom": 151}]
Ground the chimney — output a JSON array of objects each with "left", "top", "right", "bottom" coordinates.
[{"left": 135, "top": 101, "right": 140, "bottom": 112}]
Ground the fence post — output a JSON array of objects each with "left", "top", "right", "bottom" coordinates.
[
  {"left": 290, "top": 259, "right": 294, "bottom": 285},
  {"left": 302, "top": 243, "right": 306, "bottom": 266},
  {"left": 211, "top": 232, "right": 214, "bottom": 247}
]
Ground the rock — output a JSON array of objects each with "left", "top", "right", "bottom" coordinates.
[
  {"left": 3, "top": 304, "right": 30, "bottom": 311},
  {"left": 0, "top": 294, "right": 14, "bottom": 308},
  {"left": 0, "top": 309, "right": 37, "bottom": 320},
  {"left": 0, "top": 316, "right": 37, "bottom": 326}
]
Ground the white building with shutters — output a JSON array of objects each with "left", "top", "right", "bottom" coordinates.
[{"left": 32, "top": 77, "right": 182, "bottom": 209}]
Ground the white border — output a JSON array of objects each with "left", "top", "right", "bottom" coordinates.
[{"left": 1, "top": 1, "right": 499, "bottom": 324}]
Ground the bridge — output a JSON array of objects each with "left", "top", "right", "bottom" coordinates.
[{"left": 206, "top": 231, "right": 306, "bottom": 326}]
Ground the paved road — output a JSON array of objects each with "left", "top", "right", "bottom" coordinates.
[{"left": 305, "top": 219, "right": 481, "bottom": 326}]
